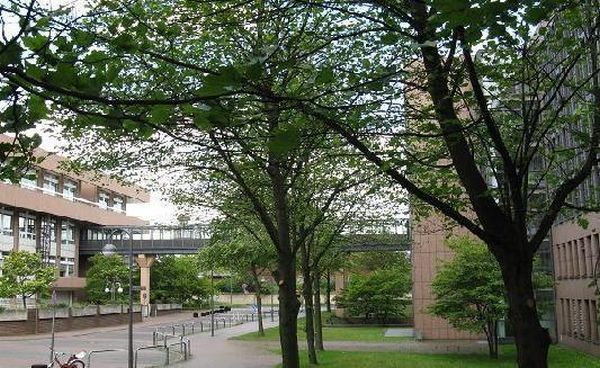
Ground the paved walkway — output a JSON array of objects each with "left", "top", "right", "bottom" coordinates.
[
  {"left": 0, "top": 312, "right": 489, "bottom": 367},
  {"left": 0, "top": 311, "right": 280, "bottom": 368}
]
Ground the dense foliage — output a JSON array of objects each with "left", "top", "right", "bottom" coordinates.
[
  {"left": 84, "top": 254, "right": 129, "bottom": 304},
  {"left": 151, "top": 255, "right": 210, "bottom": 307},
  {"left": 336, "top": 252, "right": 411, "bottom": 322},
  {"left": 428, "top": 237, "right": 507, "bottom": 358},
  {"left": 0, "top": 251, "right": 56, "bottom": 308}
]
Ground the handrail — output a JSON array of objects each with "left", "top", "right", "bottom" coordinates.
[
  {"left": 86, "top": 348, "right": 126, "bottom": 368},
  {"left": 134, "top": 345, "right": 164, "bottom": 368}
]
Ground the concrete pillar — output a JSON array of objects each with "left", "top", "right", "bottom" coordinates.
[
  {"left": 136, "top": 254, "right": 155, "bottom": 316},
  {"left": 333, "top": 270, "right": 348, "bottom": 318}
]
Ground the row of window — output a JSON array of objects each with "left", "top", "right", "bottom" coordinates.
[
  {"left": 560, "top": 298, "right": 600, "bottom": 342},
  {"left": 0, "top": 209, "right": 76, "bottom": 257},
  {"left": 554, "top": 233, "right": 600, "bottom": 279},
  {"left": 18, "top": 170, "right": 125, "bottom": 212},
  {"left": 0, "top": 252, "right": 75, "bottom": 277}
]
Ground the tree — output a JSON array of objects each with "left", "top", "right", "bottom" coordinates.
[
  {"left": 198, "top": 219, "right": 276, "bottom": 335},
  {"left": 4, "top": 1, "right": 594, "bottom": 366},
  {"left": 428, "top": 237, "right": 507, "bottom": 359},
  {"left": 85, "top": 254, "right": 128, "bottom": 304},
  {"left": 295, "top": 2, "right": 600, "bottom": 366},
  {"left": 0, "top": 251, "right": 55, "bottom": 308},
  {"left": 151, "top": 255, "right": 210, "bottom": 307},
  {"left": 336, "top": 252, "right": 411, "bottom": 323}
]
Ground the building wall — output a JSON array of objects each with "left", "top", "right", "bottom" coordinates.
[
  {"left": 411, "top": 215, "right": 482, "bottom": 340},
  {"left": 0, "top": 307, "right": 143, "bottom": 336},
  {"left": 552, "top": 214, "right": 600, "bottom": 356}
]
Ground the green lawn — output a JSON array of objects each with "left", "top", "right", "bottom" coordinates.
[
  {"left": 232, "top": 318, "right": 411, "bottom": 342},
  {"left": 282, "top": 345, "right": 600, "bottom": 368}
]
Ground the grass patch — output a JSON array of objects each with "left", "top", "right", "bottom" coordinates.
[
  {"left": 232, "top": 317, "right": 411, "bottom": 342},
  {"left": 280, "top": 345, "right": 600, "bottom": 368}
]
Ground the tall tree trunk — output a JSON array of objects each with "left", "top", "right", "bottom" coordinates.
[
  {"left": 22, "top": 295, "right": 27, "bottom": 309},
  {"left": 500, "top": 252, "right": 551, "bottom": 368},
  {"left": 485, "top": 319, "right": 498, "bottom": 359},
  {"left": 313, "top": 272, "right": 324, "bottom": 351},
  {"left": 277, "top": 255, "right": 300, "bottom": 368},
  {"left": 325, "top": 272, "right": 331, "bottom": 313},
  {"left": 256, "top": 292, "right": 265, "bottom": 336},
  {"left": 301, "top": 244, "right": 318, "bottom": 365}
]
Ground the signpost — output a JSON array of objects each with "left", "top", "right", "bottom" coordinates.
[{"left": 49, "top": 289, "right": 57, "bottom": 365}]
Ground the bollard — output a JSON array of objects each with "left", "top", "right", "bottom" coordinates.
[{"left": 200, "top": 321, "right": 204, "bottom": 332}]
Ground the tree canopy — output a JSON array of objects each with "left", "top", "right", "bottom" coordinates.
[
  {"left": 151, "top": 255, "right": 210, "bottom": 307},
  {"left": 0, "top": 1, "right": 598, "bottom": 367},
  {"left": 0, "top": 251, "right": 55, "bottom": 308},
  {"left": 428, "top": 237, "right": 507, "bottom": 358},
  {"left": 84, "top": 254, "right": 128, "bottom": 304}
]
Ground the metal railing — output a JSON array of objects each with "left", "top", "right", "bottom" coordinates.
[{"left": 86, "top": 348, "right": 126, "bottom": 368}]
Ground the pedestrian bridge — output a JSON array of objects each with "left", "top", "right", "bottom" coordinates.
[{"left": 78, "top": 219, "right": 410, "bottom": 256}]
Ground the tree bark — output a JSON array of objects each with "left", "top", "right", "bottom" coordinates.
[
  {"left": 499, "top": 252, "right": 551, "bottom": 368},
  {"left": 277, "top": 256, "right": 300, "bottom": 368},
  {"left": 301, "top": 244, "right": 318, "bottom": 365},
  {"left": 256, "top": 292, "right": 265, "bottom": 336},
  {"left": 313, "top": 272, "right": 324, "bottom": 351},
  {"left": 325, "top": 272, "right": 331, "bottom": 313}
]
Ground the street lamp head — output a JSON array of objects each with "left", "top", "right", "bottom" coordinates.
[
  {"left": 102, "top": 243, "right": 118, "bottom": 256},
  {"left": 117, "top": 286, "right": 123, "bottom": 293},
  {"left": 104, "top": 287, "right": 110, "bottom": 293}
]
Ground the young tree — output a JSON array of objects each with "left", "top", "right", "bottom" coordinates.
[
  {"left": 295, "top": 3, "right": 599, "bottom": 366},
  {"left": 336, "top": 252, "right": 411, "bottom": 323},
  {"left": 151, "top": 255, "right": 210, "bottom": 307},
  {"left": 0, "top": 251, "right": 55, "bottom": 308},
  {"left": 428, "top": 237, "right": 507, "bottom": 359},
  {"left": 85, "top": 254, "right": 128, "bottom": 304},
  {"left": 198, "top": 219, "right": 277, "bottom": 336}
]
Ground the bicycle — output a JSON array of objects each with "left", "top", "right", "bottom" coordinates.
[{"left": 48, "top": 351, "right": 87, "bottom": 368}]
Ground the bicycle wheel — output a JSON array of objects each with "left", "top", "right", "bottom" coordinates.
[{"left": 68, "top": 359, "right": 85, "bottom": 368}]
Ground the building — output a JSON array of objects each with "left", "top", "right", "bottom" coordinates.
[
  {"left": 552, "top": 216, "right": 600, "bottom": 354},
  {"left": 0, "top": 135, "right": 149, "bottom": 306}
]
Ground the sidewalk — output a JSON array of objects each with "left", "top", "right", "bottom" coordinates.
[{"left": 0, "top": 311, "right": 280, "bottom": 367}]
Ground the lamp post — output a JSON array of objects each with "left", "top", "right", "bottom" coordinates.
[
  {"left": 210, "top": 269, "right": 215, "bottom": 337},
  {"left": 102, "top": 228, "right": 134, "bottom": 368},
  {"left": 104, "top": 279, "right": 123, "bottom": 302}
]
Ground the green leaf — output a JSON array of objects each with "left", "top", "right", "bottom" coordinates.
[
  {"left": 0, "top": 42, "right": 23, "bottom": 67},
  {"left": 381, "top": 33, "right": 399, "bottom": 45},
  {"left": 23, "top": 34, "right": 49, "bottom": 51},
  {"left": 315, "top": 67, "right": 335, "bottom": 85},
  {"left": 27, "top": 95, "right": 49, "bottom": 121},
  {"left": 122, "top": 120, "right": 138, "bottom": 131},
  {"left": 268, "top": 126, "right": 301, "bottom": 156},
  {"left": 245, "top": 62, "right": 263, "bottom": 81},
  {"left": 148, "top": 105, "right": 172, "bottom": 124}
]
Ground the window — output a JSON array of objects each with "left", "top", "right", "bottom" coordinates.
[
  {"left": 18, "top": 213, "right": 36, "bottom": 251},
  {"left": 61, "top": 222, "right": 75, "bottom": 258},
  {"left": 0, "top": 209, "right": 12, "bottom": 236},
  {"left": 63, "top": 180, "right": 78, "bottom": 200},
  {"left": 19, "top": 215, "right": 36, "bottom": 240},
  {"left": 19, "top": 170, "right": 37, "bottom": 189},
  {"left": 59, "top": 257, "right": 75, "bottom": 277},
  {"left": 40, "top": 218, "right": 57, "bottom": 256},
  {"left": 113, "top": 196, "right": 124, "bottom": 212},
  {"left": 42, "top": 173, "right": 59, "bottom": 195},
  {"left": 98, "top": 191, "right": 110, "bottom": 209}
]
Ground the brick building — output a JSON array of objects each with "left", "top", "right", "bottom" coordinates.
[{"left": 0, "top": 135, "right": 149, "bottom": 306}]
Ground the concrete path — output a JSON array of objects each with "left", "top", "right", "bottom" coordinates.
[{"left": 0, "top": 311, "right": 281, "bottom": 368}]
